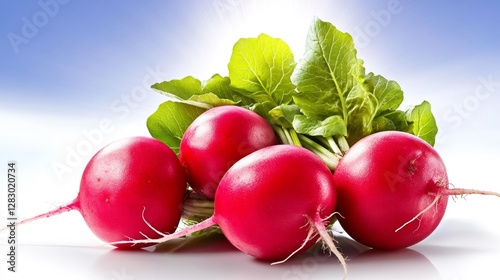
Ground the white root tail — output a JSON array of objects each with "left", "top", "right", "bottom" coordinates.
[
  {"left": 443, "top": 188, "right": 500, "bottom": 198},
  {"left": 395, "top": 194, "right": 441, "bottom": 233},
  {"left": 313, "top": 216, "right": 348, "bottom": 277},
  {"left": 140, "top": 206, "right": 170, "bottom": 238},
  {"left": 112, "top": 214, "right": 217, "bottom": 247},
  {"left": 395, "top": 186, "right": 500, "bottom": 233},
  {"left": 271, "top": 225, "right": 317, "bottom": 265},
  {"left": 271, "top": 214, "right": 348, "bottom": 277}
]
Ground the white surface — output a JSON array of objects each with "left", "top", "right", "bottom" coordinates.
[{"left": 1, "top": 206, "right": 500, "bottom": 280}]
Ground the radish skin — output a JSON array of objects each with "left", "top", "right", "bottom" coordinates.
[
  {"left": 333, "top": 131, "right": 500, "bottom": 250},
  {"left": 179, "top": 105, "right": 277, "bottom": 199},
  {"left": 1, "top": 137, "right": 187, "bottom": 248},
  {"left": 114, "top": 145, "right": 348, "bottom": 274}
]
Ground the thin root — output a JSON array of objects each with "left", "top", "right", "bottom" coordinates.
[
  {"left": 313, "top": 216, "right": 348, "bottom": 277},
  {"left": 322, "top": 211, "right": 343, "bottom": 222},
  {"left": 271, "top": 225, "right": 317, "bottom": 265},
  {"left": 395, "top": 194, "right": 441, "bottom": 233},
  {"left": 111, "top": 216, "right": 216, "bottom": 246},
  {"left": 141, "top": 206, "right": 169, "bottom": 238},
  {"left": 443, "top": 187, "right": 500, "bottom": 198}
]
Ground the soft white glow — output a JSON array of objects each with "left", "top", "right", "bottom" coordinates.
[{"left": 172, "top": 0, "right": 360, "bottom": 80}]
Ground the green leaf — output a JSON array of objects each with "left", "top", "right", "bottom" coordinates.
[
  {"left": 292, "top": 17, "right": 377, "bottom": 143},
  {"left": 405, "top": 100, "right": 438, "bottom": 146},
  {"left": 228, "top": 33, "right": 296, "bottom": 106},
  {"left": 293, "top": 114, "right": 347, "bottom": 138},
  {"left": 146, "top": 101, "right": 206, "bottom": 153},
  {"left": 152, "top": 76, "right": 202, "bottom": 100},
  {"left": 386, "top": 110, "right": 410, "bottom": 132},
  {"left": 151, "top": 74, "right": 253, "bottom": 108},
  {"left": 372, "top": 110, "right": 409, "bottom": 132},
  {"left": 188, "top": 93, "right": 236, "bottom": 106},
  {"left": 345, "top": 88, "right": 378, "bottom": 143},
  {"left": 268, "top": 104, "right": 301, "bottom": 128},
  {"left": 248, "top": 101, "right": 276, "bottom": 124},
  {"left": 202, "top": 74, "right": 253, "bottom": 105},
  {"left": 364, "top": 72, "right": 404, "bottom": 114},
  {"left": 372, "top": 115, "right": 397, "bottom": 132},
  {"left": 292, "top": 17, "right": 362, "bottom": 119}
]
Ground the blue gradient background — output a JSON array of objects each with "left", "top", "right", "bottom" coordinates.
[
  {"left": 1, "top": 1, "right": 500, "bottom": 279},
  {"left": 3, "top": 0, "right": 499, "bottom": 185}
]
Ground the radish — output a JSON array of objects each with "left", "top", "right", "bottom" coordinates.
[
  {"left": 115, "top": 145, "right": 347, "bottom": 272},
  {"left": 179, "top": 105, "right": 277, "bottom": 199},
  {"left": 333, "top": 131, "right": 500, "bottom": 250},
  {"left": 3, "top": 136, "right": 187, "bottom": 248}
]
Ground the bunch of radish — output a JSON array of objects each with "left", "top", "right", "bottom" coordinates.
[
  {"left": 6, "top": 105, "right": 498, "bottom": 275},
  {"left": 3, "top": 17, "right": 499, "bottom": 277}
]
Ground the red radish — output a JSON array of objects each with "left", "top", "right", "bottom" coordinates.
[
  {"left": 116, "top": 145, "right": 347, "bottom": 272},
  {"left": 179, "top": 105, "right": 277, "bottom": 199},
  {"left": 3, "top": 136, "right": 186, "bottom": 248},
  {"left": 333, "top": 131, "right": 500, "bottom": 250}
]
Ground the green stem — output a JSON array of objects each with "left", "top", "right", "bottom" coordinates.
[
  {"left": 288, "top": 128, "right": 302, "bottom": 147},
  {"left": 299, "top": 135, "right": 338, "bottom": 160},
  {"left": 183, "top": 204, "right": 214, "bottom": 216},
  {"left": 314, "top": 136, "right": 331, "bottom": 148},
  {"left": 326, "top": 136, "right": 343, "bottom": 156},
  {"left": 273, "top": 125, "right": 290, "bottom": 144},
  {"left": 182, "top": 190, "right": 215, "bottom": 223},
  {"left": 283, "top": 128, "right": 294, "bottom": 145},
  {"left": 336, "top": 135, "right": 350, "bottom": 153},
  {"left": 298, "top": 134, "right": 339, "bottom": 170},
  {"left": 273, "top": 126, "right": 341, "bottom": 170}
]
